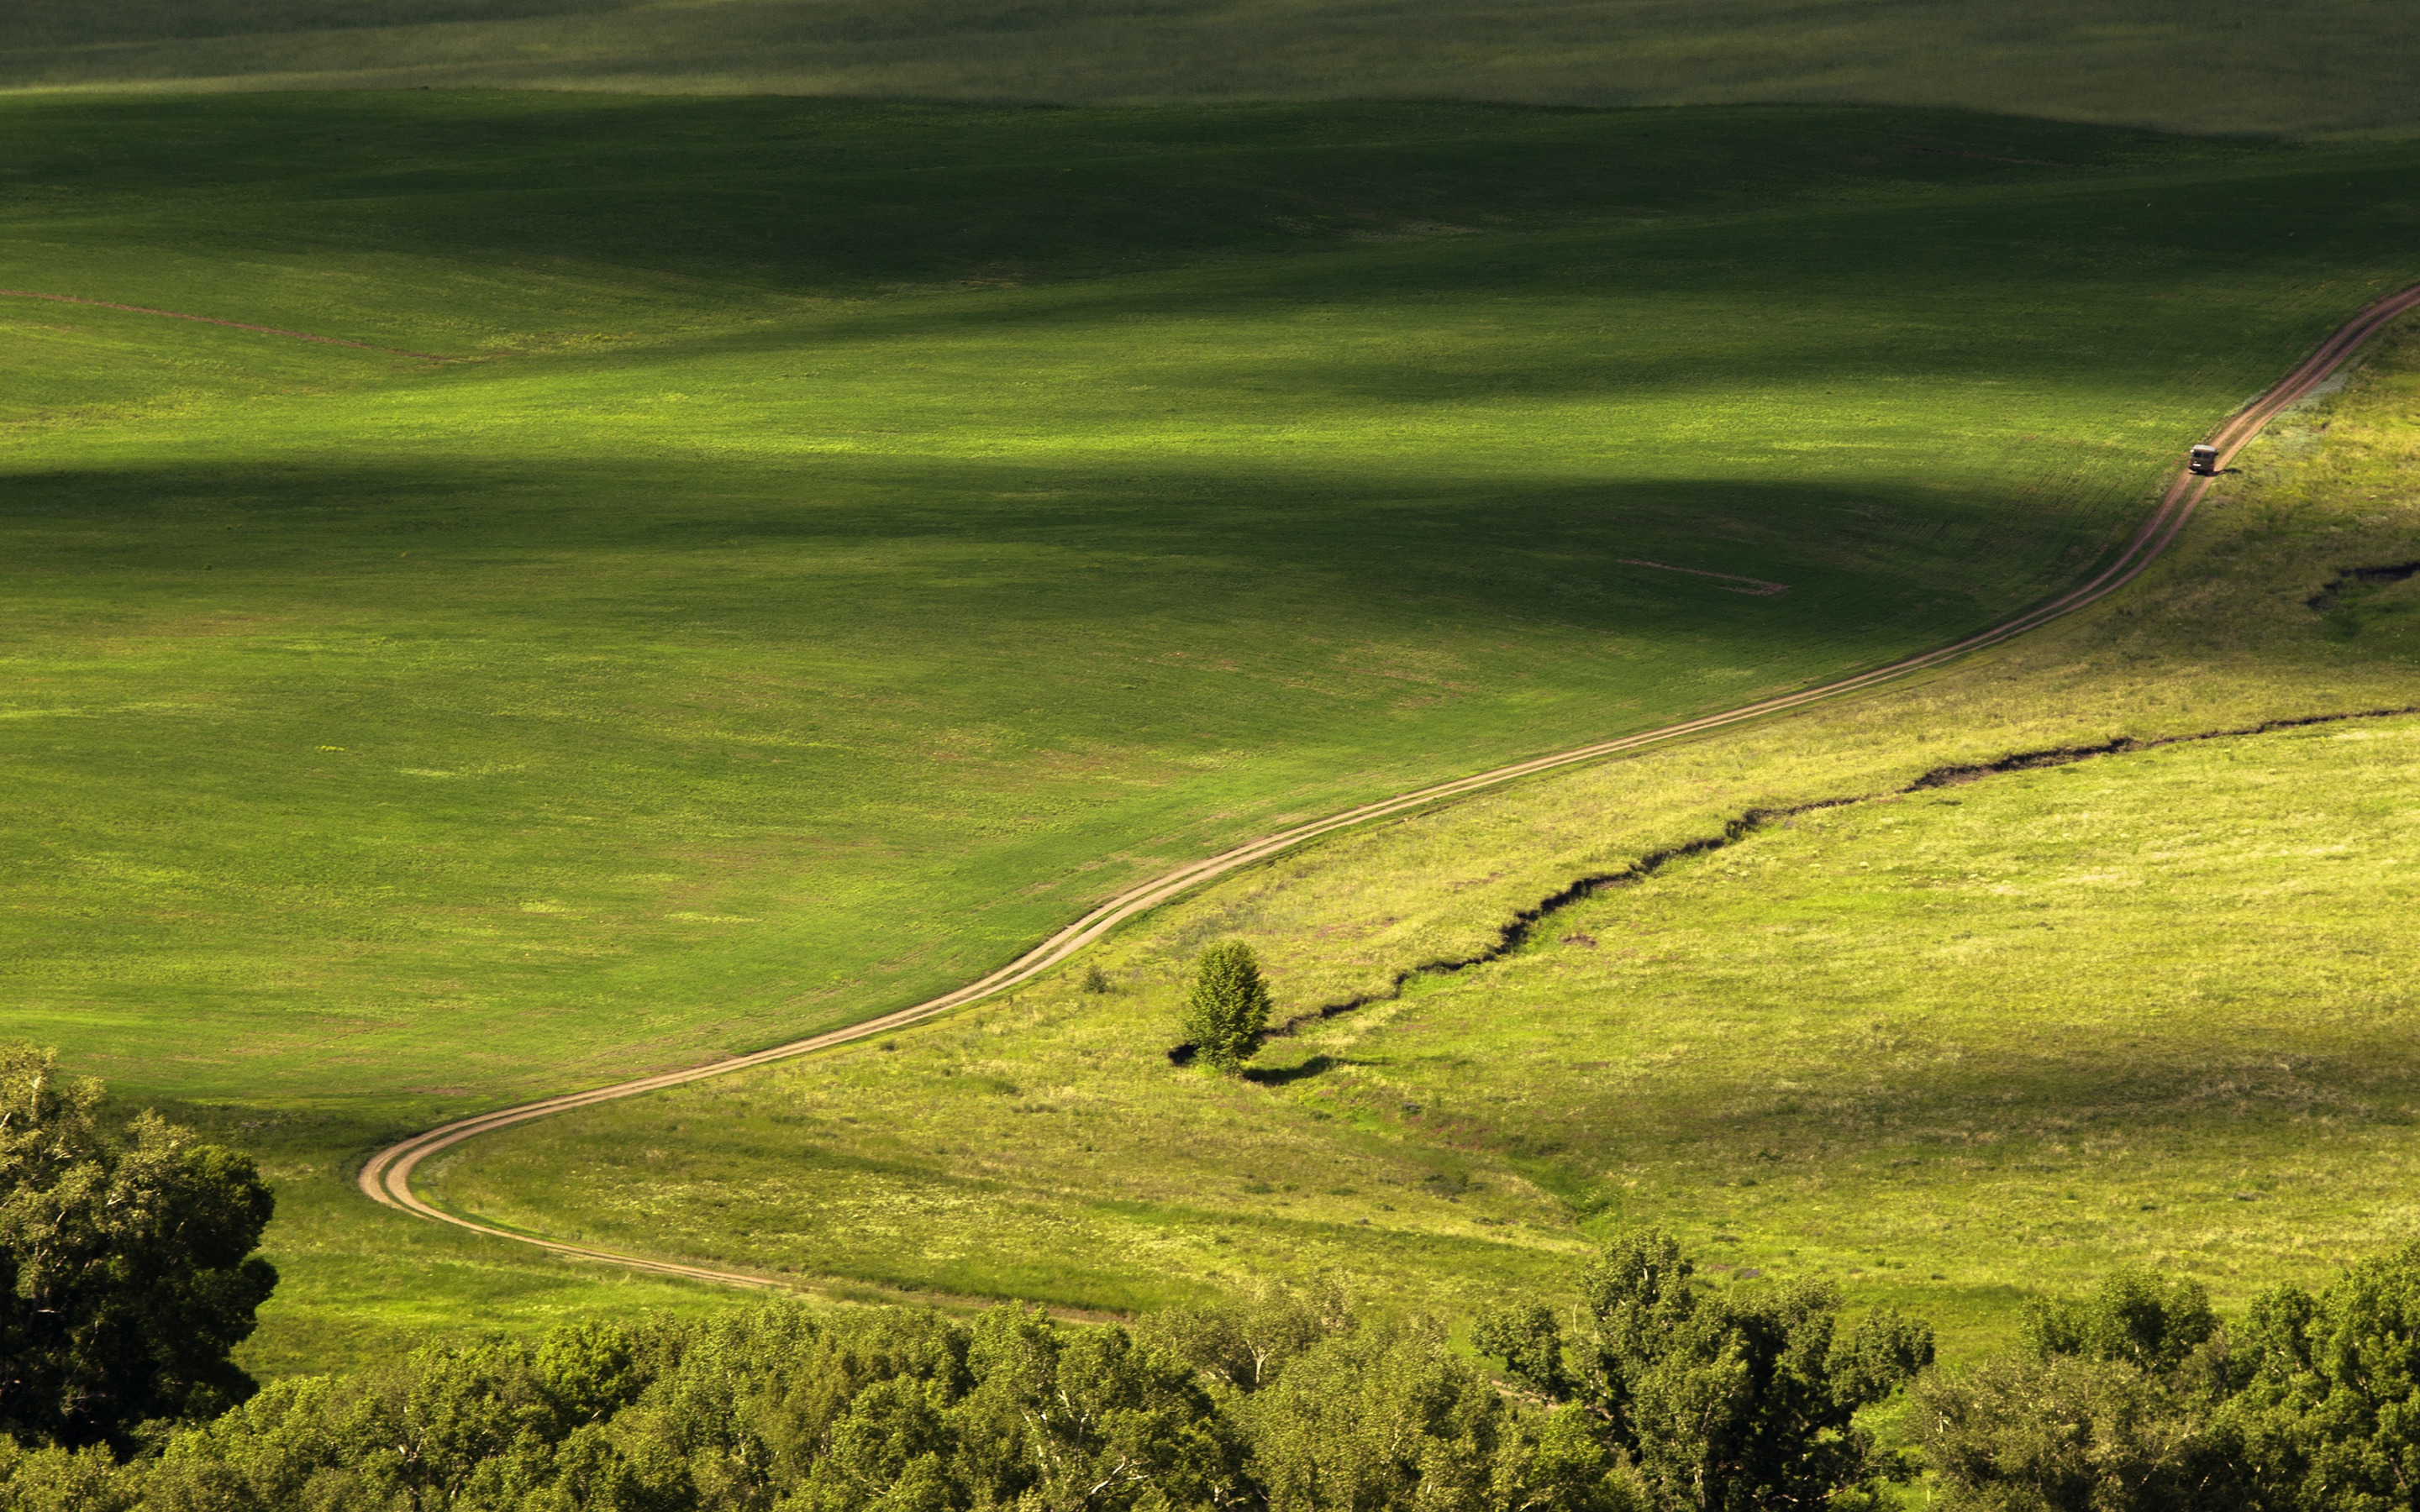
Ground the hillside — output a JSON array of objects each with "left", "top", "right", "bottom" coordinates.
[
  {"left": 3, "top": 92, "right": 2416, "bottom": 1370},
  {"left": 3, "top": 0, "right": 2418, "bottom": 138},
  {"left": 429, "top": 309, "right": 2420, "bottom": 1357}
]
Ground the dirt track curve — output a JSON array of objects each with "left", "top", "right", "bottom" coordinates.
[{"left": 360, "top": 281, "right": 2420, "bottom": 1292}]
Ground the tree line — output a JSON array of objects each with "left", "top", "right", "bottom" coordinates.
[
  {"left": 15, "top": 1241, "right": 2420, "bottom": 1511},
  {"left": 0, "top": 1264, "right": 1913, "bottom": 1512},
  {"left": 14, "top": 1028, "right": 2420, "bottom": 1511}
]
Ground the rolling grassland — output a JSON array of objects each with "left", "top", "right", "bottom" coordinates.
[
  {"left": 3, "top": 0, "right": 2418, "bottom": 139},
  {"left": 434, "top": 314, "right": 2420, "bottom": 1357},
  {"left": 4, "top": 94, "right": 2417, "bottom": 1370}
]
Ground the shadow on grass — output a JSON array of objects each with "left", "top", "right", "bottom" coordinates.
[{"left": 1243, "top": 1055, "right": 1341, "bottom": 1086}]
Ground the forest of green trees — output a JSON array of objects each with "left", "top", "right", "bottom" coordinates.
[{"left": 13, "top": 1045, "right": 2420, "bottom": 1512}]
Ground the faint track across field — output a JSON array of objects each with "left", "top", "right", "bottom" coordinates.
[
  {"left": 0, "top": 289, "right": 446, "bottom": 361},
  {"left": 358, "top": 281, "right": 2420, "bottom": 1292}
]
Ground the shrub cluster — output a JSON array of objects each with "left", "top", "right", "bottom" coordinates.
[
  {"left": 0, "top": 1291, "right": 1630, "bottom": 1512},
  {"left": 16, "top": 1231, "right": 2420, "bottom": 1511},
  {"left": 1473, "top": 1230, "right": 1934, "bottom": 1511},
  {"left": 1915, "top": 1249, "right": 2420, "bottom": 1511}
]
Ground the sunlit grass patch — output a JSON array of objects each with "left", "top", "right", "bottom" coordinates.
[{"left": 439, "top": 315, "right": 2420, "bottom": 1357}]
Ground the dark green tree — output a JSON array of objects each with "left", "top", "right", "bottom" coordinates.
[
  {"left": 1917, "top": 1353, "right": 2244, "bottom": 1512},
  {"left": 1474, "top": 1229, "right": 1932, "bottom": 1512},
  {"left": 137, "top": 1320, "right": 686, "bottom": 1512},
  {"left": 1244, "top": 1320, "right": 1522, "bottom": 1512},
  {"left": 1140, "top": 1278, "right": 1355, "bottom": 1395},
  {"left": 1912, "top": 1267, "right": 2249, "bottom": 1512},
  {"left": 956, "top": 1304, "right": 1244, "bottom": 1512},
  {"left": 2219, "top": 1241, "right": 2420, "bottom": 1512},
  {"left": 1180, "top": 942, "right": 1272, "bottom": 1073},
  {"left": 2020, "top": 1267, "right": 2223, "bottom": 1378},
  {"left": 0, "top": 1044, "right": 277, "bottom": 1454},
  {"left": 798, "top": 1373, "right": 960, "bottom": 1512}
]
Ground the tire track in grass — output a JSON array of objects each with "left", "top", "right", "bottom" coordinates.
[
  {"left": 359, "top": 281, "right": 2420, "bottom": 1292},
  {"left": 0, "top": 289, "right": 446, "bottom": 361}
]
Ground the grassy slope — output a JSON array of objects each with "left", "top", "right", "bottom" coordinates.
[
  {"left": 439, "top": 316, "right": 2420, "bottom": 1359},
  {"left": 4, "top": 96, "right": 2415, "bottom": 1370},
  {"left": 10, "top": 99, "right": 2417, "bottom": 1113},
  {"left": 3, "top": 0, "right": 2419, "bottom": 139}
]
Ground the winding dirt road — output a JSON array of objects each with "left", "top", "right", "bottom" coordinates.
[{"left": 359, "top": 281, "right": 2420, "bottom": 1291}]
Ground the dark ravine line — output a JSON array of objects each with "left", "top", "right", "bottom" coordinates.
[
  {"left": 1905, "top": 705, "right": 2420, "bottom": 786},
  {"left": 1173, "top": 798, "right": 1861, "bottom": 1069},
  {"left": 1182, "top": 703, "right": 2420, "bottom": 1075},
  {"left": 2306, "top": 561, "right": 2420, "bottom": 611}
]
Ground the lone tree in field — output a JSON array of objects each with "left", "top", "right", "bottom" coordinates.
[
  {"left": 1182, "top": 942, "right": 1272, "bottom": 1072},
  {"left": 0, "top": 1042, "right": 277, "bottom": 1452}
]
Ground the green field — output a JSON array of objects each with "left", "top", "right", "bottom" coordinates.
[
  {"left": 5, "top": 0, "right": 2420, "bottom": 139},
  {"left": 4, "top": 91, "right": 2418, "bottom": 1372},
  {"left": 434, "top": 308, "right": 2420, "bottom": 1359}
]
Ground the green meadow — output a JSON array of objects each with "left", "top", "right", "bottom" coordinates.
[
  {"left": 6, "top": 0, "right": 2420, "bottom": 139},
  {"left": 3, "top": 92, "right": 2418, "bottom": 1369},
  {"left": 434, "top": 308, "right": 2420, "bottom": 1359}
]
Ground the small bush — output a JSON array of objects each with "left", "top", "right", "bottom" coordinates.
[
  {"left": 1181, "top": 942, "right": 1272, "bottom": 1073},
  {"left": 1081, "top": 962, "right": 1111, "bottom": 994}
]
